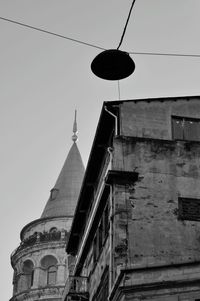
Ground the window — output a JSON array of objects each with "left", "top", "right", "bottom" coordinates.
[
  {"left": 179, "top": 197, "right": 200, "bottom": 221},
  {"left": 41, "top": 255, "right": 57, "bottom": 286},
  {"left": 50, "top": 188, "right": 59, "bottom": 200},
  {"left": 93, "top": 267, "right": 109, "bottom": 301},
  {"left": 93, "top": 203, "right": 110, "bottom": 263},
  {"left": 22, "top": 260, "right": 34, "bottom": 289},
  {"left": 47, "top": 266, "right": 57, "bottom": 285},
  {"left": 172, "top": 116, "right": 200, "bottom": 141}
]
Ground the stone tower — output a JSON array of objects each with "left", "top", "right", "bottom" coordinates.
[{"left": 10, "top": 112, "right": 85, "bottom": 301}]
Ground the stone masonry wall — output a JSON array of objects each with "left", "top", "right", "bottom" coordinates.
[
  {"left": 113, "top": 137, "right": 200, "bottom": 269},
  {"left": 120, "top": 98, "right": 200, "bottom": 140},
  {"left": 11, "top": 218, "right": 69, "bottom": 301},
  {"left": 84, "top": 237, "right": 110, "bottom": 300}
]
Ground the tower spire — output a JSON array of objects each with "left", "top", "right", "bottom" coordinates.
[
  {"left": 72, "top": 109, "right": 78, "bottom": 143},
  {"left": 40, "top": 110, "right": 84, "bottom": 219}
]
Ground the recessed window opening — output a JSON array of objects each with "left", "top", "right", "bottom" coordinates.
[
  {"left": 93, "top": 201, "right": 110, "bottom": 264},
  {"left": 179, "top": 197, "right": 200, "bottom": 221},
  {"left": 172, "top": 116, "right": 200, "bottom": 141},
  {"left": 41, "top": 255, "right": 57, "bottom": 286},
  {"left": 22, "top": 260, "right": 34, "bottom": 289},
  {"left": 47, "top": 266, "right": 57, "bottom": 285},
  {"left": 50, "top": 188, "right": 59, "bottom": 200}
]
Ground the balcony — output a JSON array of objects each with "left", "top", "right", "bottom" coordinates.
[
  {"left": 12, "top": 230, "right": 67, "bottom": 257},
  {"left": 63, "top": 276, "right": 89, "bottom": 301},
  {"left": 40, "top": 231, "right": 62, "bottom": 242}
]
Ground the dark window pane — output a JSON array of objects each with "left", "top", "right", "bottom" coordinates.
[
  {"left": 93, "top": 267, "right": 109, "bottom": 301},
  {"left": 184, "top": 119, "right": 200, "bottom": 141},
  {"left": 41, "top": 255, "right": 57, "bottom": 269},
  {"left": 179, "top": 198, "right": 200, "bottom": 221},
  {"left": 172, "top": 116, "right": 200, "bottom": 141},
  {"left": 47, "top": 266, "right": 56, "bottom": 285},
  {"left": 22, "top": 260, "right": 34, "bottom": 289},
  {"left": 23, "top": 260, "right": 34, "bottom": 273},
  {"left": 50, "top": 188, "right": 59, "bottom": 200},
  {"left": 172, "top": 118, "right": 184, "bottom": 140}
]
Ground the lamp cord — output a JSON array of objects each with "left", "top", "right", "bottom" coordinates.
[{"left": 117, "top": 0, "right": 136, "bottom": 50}]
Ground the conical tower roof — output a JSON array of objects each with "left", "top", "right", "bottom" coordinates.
[{"left": 41, "top": 111, "right": 85, "bottom": 218}]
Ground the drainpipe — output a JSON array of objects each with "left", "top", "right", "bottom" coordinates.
[
  {"left": 104, "top": 105, "right": 118, "bottom": 292},
  {"left": 104, "top": 106, "right": 118, "bottom": 136}
]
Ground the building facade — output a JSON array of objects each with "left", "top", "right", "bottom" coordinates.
[
  {"left": 10, "top": 115, "right": 85, "bottom": 301},
  {"left": 64, "top": 96, "right": 200, "bottom": 301}
]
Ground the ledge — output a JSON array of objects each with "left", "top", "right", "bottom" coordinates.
[{"left": 105, "top": 170, "right": 138, "bottom": 185}]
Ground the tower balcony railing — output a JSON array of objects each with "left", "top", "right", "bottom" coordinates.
[
  {"left": 40, "top": 231, "right": 62, "bottom": 242},
  {"left": 11, "top": 230, "right": 67, "bottom": 257},
  {"left": 63, "top": 276, "right": 89, "bottom": 301}
]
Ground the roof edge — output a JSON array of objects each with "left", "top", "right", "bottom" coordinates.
[
  {"left": 103, "top": 94, "right": 200, "bottom": 106},
  {"left": 66, "top": 103, "right": 116, "bottom": 254}
]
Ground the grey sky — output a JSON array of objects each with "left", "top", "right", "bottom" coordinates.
[{"left": 0, "top": 1, "right": 200, "bottom": 299}]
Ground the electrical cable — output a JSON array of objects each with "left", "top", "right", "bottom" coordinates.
[
  {"left": 117, "top": 0, "right": 136, "bottom": 50},
  {"left": 1, "top": 16, "right": 200, "bottom": 59},
  {"left": 0, "top": 16, "right": 105, "bottom": 51},
  {"left": 128, "top": 51, "right": 200, "bottom": 58}
]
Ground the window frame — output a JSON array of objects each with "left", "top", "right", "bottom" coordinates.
[
  {"left": 178, "top": 197, "right": 200, "bottom": 221},
  {"left": 47, "top": 265, "right": 57, "bottom": 286},
  {"left": 40, "top": 255, "right": 58, "bottom": 286},
  {"left": 22, "top": 260, "right": 34, "bottom": 289},
  {"left": 92, "top": 266, "right": 109, "bottom": 301},
  {"left": 172, "top": 115, "right": 200, "bottom": 142},
  {"left": 92, "top": 202, "right": 110, "bottom": 264}
]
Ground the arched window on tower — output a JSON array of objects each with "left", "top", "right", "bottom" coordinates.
[
  {"left": 22, "top": 260, "right": 34, "bottom": 290},
  {"left": 41, "top": 255, "right": 57, "bottom": 286},
  {"left": 47, "top": 266, "right": 57, "bottom": 285}
]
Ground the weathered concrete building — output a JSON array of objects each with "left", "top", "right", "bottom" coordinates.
[
  {"left": 63, "top": 96, "right": 200, "bottom": 301},
  {"left": 10, "top": 115, "right": 85, "bottom": 301}
]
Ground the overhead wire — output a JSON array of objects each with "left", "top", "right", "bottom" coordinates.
[
  {"left": 128, "top": 51, "right": 200, "bottom": 58},
  {"left": 0, "top": 16, "right": 200, "bottom": 59},
  {"left": 0, "top": 16, "right": 105, "bottom": 51},
  {"left": 115, "top": 0, "right": 200, "bottom": 58}
]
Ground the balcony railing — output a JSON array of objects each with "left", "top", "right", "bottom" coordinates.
[
  {"left": 40, "top": 231, "right": 62, "bottom": 242},
  {"left": 63, "top": 276, "right": 89, "bottom": 300},
  {"left": 12, "top": 230, "right": 67, "bottom": 256}
]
